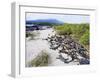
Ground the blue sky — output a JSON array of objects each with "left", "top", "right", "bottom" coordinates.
[{"left": 26, "top": 13, "right": 90, "bottom": 23}]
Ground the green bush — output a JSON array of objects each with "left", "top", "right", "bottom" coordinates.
[
  {"left": 26, "top": 32, "right": 32, "bottom": 37},
  {"left": 29, "top": 50, "right": 50, "bottom": 67},
  {"left": 71, "top": 24, "right": 89, "bottom": 40},
  {"left": 54, "top": 23, "right": 89, "bottom": 36},
  {"left": 79, "top": 30, "right": 89, "bottom": 46},
  {"left": 54, "top": 24, "right": 72, "bottom": 35},
  {"left": 26, "top": 31, "right": 40, "bottom": 39}
]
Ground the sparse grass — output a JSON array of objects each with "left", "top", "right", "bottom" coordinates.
[
  {"left": 29, "top": 50, "right": 50, "bottom": 67},
  {"left": 26, "top": 32, "right": 32, "bottom": 37},
  {"left": 26, "top": 31, "right": 40, "bottom": 40}
]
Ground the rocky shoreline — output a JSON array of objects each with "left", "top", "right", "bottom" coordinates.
[{"left": 46, "top": 34, "right": 90, "bottom": 65}]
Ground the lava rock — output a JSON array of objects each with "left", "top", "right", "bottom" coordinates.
[{"left": 79, "top": 59, "right": 90, "bottom": 64}]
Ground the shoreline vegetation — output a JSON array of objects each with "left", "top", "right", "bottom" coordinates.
[
  {"left": 28, "top": 50, "right": 50, "bottom": 67},
  {"left": 26, "top": 23, "right": 90, "bottom": 67},
  {"left": 53, "top": 23, "right": 89, "bottom": 50}
]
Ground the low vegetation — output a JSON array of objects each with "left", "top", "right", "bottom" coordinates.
[
  {"left": 26, "top": 31, "right": 40, "bottom": 40},
  {"left": 29, "top": 50, "right": 50, "bottom": 67},
  {"left": 54, "top": 23, "right": 89, "bottom": 49}
]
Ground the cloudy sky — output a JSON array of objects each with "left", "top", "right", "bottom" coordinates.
[{"left": 26, "top": 13, "right": 90, "bottom": 24}]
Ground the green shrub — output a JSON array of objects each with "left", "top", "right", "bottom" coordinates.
[
  {"left": 71, "top": 23, "right": 89, "bottom": 40},
  {"left": 26, "top": 32, "right": 32, "bottom": 37},
  {"left": 54, "top": 24, "right": 72, "bottom": 35},
  {"left": 26, "top": 31, "right": 40, "bottom": 39},
  {"left": 29, "top": 50, "right": 50, "bottom": 67},
  {"left": 79, "top": 30, "right": 89, "bottom": 46},
  {"left": 54, "top": 23, "right": 89, "bottom": 36}
]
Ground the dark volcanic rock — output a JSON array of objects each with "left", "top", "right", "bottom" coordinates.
[
  {"left": 79, "top": 59, "right": 90, "bottom": 64},
  {"left": 46, "top": 34, "right": 89, "bottom": 64}
]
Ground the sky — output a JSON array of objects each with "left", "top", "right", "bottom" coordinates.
[{"left": 26, "top": 13, "right": 90, "bottom": 24}]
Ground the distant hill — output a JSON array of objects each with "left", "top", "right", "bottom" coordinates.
[{"left": 26, "top": 19, "right": 64, "bottom": 25}]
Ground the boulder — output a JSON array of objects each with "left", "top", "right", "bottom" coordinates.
[{"left": 79, "top": 59, "right": 90, "bottom": 64}]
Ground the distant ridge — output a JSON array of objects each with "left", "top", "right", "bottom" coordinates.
[{"left": 26, "top": 19, "right": 64, "bottom": 24}]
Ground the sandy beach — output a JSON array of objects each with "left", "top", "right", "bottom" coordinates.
[{"left": 26, "top": 28, "right": 79, "bottom": 67}]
